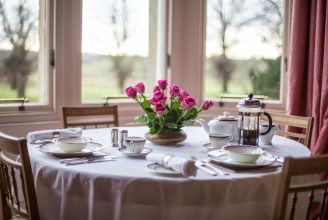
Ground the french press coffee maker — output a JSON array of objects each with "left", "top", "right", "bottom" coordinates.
[{"left": 237, "top": 94, "right": 272, "bottom": 146}]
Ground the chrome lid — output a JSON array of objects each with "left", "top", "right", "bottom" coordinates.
[{"left": 238, "top": 93, "right": 261, "bottom": 107}]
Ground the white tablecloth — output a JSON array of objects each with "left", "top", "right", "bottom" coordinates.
[{"left": 27, "top": 126, "right": 315, "bottom": 220}]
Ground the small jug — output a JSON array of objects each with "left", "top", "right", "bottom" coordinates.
[{"left": 259, "top": 123, "right": 281, "bottom": 145}]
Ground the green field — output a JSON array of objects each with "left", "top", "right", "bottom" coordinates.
[
  {"left": 0, "top": 71, "right": 39, "bottom": 102},
  {"left": 0, "top": 54, "right": 280, "bottom": 102}
]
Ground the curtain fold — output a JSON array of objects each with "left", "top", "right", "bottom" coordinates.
[
  {"left": 288, "top": 1, "right": 328, "bottom": 219},
  {"left": 288, "top": 0, "right": 328, "bottom": 156}
]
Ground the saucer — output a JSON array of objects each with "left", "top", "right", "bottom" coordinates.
[
  {"left": 146, "top": 163, "right": 180, "bottom": 174},
  {"left": 202, "top": 143, "right": 221, "bottom": 151},
  {"left": 118, "top": 147, "right": 153, "bottom": 157},
  {"left": 207, "top": 150, "right": 275, "bottom": 168},
  {"left": 38, "top": 142, "right": 105, "bottom": 156}
]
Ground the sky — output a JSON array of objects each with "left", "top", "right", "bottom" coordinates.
[
  {"left": 0, "top": 0, "right": 282, "bottom": 60},
  {"left": 206, "top": 0, "right": 283, "bottom": 59},
  {"left": 82, "top": 0, "right": 149, "bottom": 56},
  {"left": 0, "top": 0, "right": 40, "bottom": 51}
]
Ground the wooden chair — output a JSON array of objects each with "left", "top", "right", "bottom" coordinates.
[
  {"left": 273, "top": 155, "right": 328, "bottom": 220},
  {"left": 261, "top": 113, "right": 314, "bottom": 149},
  {"left": 0, "top": 132, "right": 40, "bottom": 220},
  {"left": 61, "top": 106, "right": 119, "bottom": 129}
]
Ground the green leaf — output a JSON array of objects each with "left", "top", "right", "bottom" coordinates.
[
  {"left": 183, "top": 107, "right": 198, "bottom": 120},
  {"left": 149, "top": 124, "right": 160, "bottom": 134},
  {"left": 145, "top": 108, "right": 154, "bottom": 113},
  {"left": 138, "top": 116, "right": 146, "bottom": 124},
  {"left": 152, "top": 117, "right": 160, "bottom": 124},
  {"left": 142, "top": 99, "right": 151, "bottom": 109},
  {"left": 171, "top": 109, "right": 178, "bottom": 121},
  {"left": 171, "top": 101, "right": 180, "bottom": 111},
  {"left": 190, "top": 108, "right": 198, "bottom": 119},
  {"left": 125, "top": 122, "right": 139, "bottom": 125},
  {"left": 166, "top": 123, "right": 177, "bottom": 129},
  {"left": 148, "top": 112, "right": 156, "bottom": 121},
  {"left": 183, "top": 112, "right": 192, "bottom": 120},
  {"left": 181, "top": 120, "right": 194, "bottom": 126}
]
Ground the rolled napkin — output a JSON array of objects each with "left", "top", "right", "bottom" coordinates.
[
  {"left": 146, "top": 153, "right": 197, "bottom": 177},
  {"left": 26, "top": 128, "right": 82, "bottom": 144}
]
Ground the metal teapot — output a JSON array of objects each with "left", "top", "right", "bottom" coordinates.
[{"left": 196, "top": 111, "right": 238, "bottom": 141}]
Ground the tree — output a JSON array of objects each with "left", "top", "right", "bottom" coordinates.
[
  {"left": 108, "top": 0, "right": 134, "bottom": 93},
  {"left": 248, "top": 0, "right": 283, "bottom": 99},
  {"left": 0, "top": 0, "right": 36, "bottom": 98},
  {"left": 249, "top": 56, "right": 281, "bottom": 100},
  {"left": 210, "top": 0, "right": 251, "bottom": 93},
  {"left": 254, "top": 0, "right": 284, "bottom": 48}
]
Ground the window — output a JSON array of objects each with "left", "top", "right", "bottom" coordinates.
[
  {"left": 81, "top": 0, "right": 161, "bottom": 102},
  {"left": 205, "top": 0, "right": 285, "bottom": 103},
  {"left": 0, "top": 0, "right": 48, "bottom": 105}
]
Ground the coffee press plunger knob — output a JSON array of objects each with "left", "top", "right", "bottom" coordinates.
[{"left": 248, "top": 93, "right": 253, "bottom": 99}]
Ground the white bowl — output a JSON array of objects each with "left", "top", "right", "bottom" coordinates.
[
  {"left": 222, "top": 145, "right": 265, "bottom": 163},
  {"left": 51, "top": 137, "right": 92, "bottom": 152}
]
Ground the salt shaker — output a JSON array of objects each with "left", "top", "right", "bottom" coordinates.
[
  {"left": 119, "top": 130, "right": 128, "bottom": 148},
  {"left": 111, "top": 128, "right": 119, "bottom": 147}
]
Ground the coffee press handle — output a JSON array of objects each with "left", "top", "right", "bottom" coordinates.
[{"left": 261, "top": 112, "right": 273, "bottom": 135}]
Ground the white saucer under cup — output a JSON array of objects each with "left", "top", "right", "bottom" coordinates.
[{"left": 118, "top": 147, "right": 153, "bottom": 157}]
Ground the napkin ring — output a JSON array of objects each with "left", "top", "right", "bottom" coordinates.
[
  {"left": 52, "top": 129, "right": 60, "bottom": 138},
  {"left": 162, "top": 154, "right": 173, "bottom": 168}
]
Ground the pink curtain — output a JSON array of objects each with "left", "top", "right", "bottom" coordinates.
[
  {"left": 288, "top": 1, "right": 328, "bottom": 218},
  {"left": 288, "top": 0, "right": 328, "bottom": 157}
]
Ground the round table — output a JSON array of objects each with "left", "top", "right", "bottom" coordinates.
[{"left": 28, "top": 126, "right": 314, "bottom": 220}]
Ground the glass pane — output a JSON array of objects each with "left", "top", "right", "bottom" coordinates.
[
  {"left": 205, "top": 0, "right": 283, "bottom": 100},
  {"left": 82, "top": 0, "right": 149, "bottom": 101},
  {"left": 0, "top": 0, "right": 46, "bottom": 103}
]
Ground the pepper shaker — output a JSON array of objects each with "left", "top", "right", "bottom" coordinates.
[
  {"left": 111, "top": 128, "right": 119, "bottom": 147},
  {"left": 119, "top": 130, "right": 128, "bottom": 148}
]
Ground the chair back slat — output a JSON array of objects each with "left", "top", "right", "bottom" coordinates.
[
  {"left": 319, "top": 188, "right": 328, "bottom": 219},
  {"left": 19, "top": 170, "right": 28, "bottom": 211},
  {"left": 263, "top": 113, "right": 310, "bottom": 128},
  {"left": 62, "top": 106, "right": 119, "bottom": 129},
  {"left": 260, "top": 113, "right": 314, "bottom": 149},
  {"left": 4, "top": 165, "right": 13, "bottom": 204},
  {"left": 289, "top": 192, "right": 297, "bottom": 220},
  {"left": 273, "top": 155, "right": 328, "bottom": 220},
  {"left": 306, "top": 190, "right": 314, "bottom": 220},
  {"left": 0, "top": 132, "right": 40, "bottom": 220},
  {"left": 10, "top": 167, "right": 20, "bottom": 210}
]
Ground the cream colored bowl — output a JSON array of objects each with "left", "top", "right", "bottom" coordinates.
[
  {"left": 222, "top": 145, "right": 265, "bottom": 163},
  {"left": 51, "top": 137, "right": 92, "bottom": 152}
]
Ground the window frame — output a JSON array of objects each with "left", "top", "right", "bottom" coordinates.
[
  {"left": 0, "top": 0, "right": 170, "bottom": 132},
  {"left": 0, "top": 0, "right": 293, "bottom": 136},
  {"left": 0, "top": 0, "right": 54, "bottom": 118},
  {"left": 200, "top": 0, "right": 292, "bottom": 111}
]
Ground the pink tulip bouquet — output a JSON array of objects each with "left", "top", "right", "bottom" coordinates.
[{"left": 125, "top": 79, "right": 214, "bottom": 134}]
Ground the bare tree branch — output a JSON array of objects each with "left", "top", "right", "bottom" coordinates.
[
  {"left": 0, "top": 0, "right": 36, "bottom": 97},
  {"left": 108, "top": 0, "right": 134, "bottom": 93}
]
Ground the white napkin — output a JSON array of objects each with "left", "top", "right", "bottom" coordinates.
[
  {"left": 26, "top": 128, "right": 82, "bottom": 144},
  {"left": 146, "top": 153, "right": 197, "bottom": 177}
]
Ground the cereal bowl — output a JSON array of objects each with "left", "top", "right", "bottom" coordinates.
[
  {"left": 222, "top": 145, "right": 265, "bottom": 163},
  {"left": 51, "top": 137, "right": 92, "bottom": 152}
]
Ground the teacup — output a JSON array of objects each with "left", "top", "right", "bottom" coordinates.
[
  {"left": 125, "top": 137, "right": 146, "bottom": 153},
  {"left": 209, "top": 133, "right": 233, "bottom": 149},
  {"left": 259, "top": 123, "right": 281, "bottom": 145}
]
